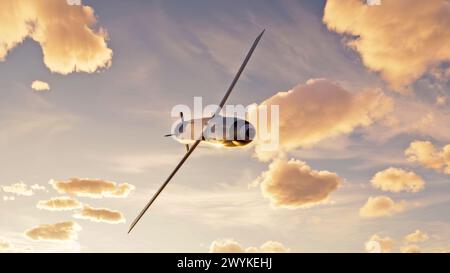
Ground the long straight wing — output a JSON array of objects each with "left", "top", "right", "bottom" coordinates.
[
  {"left": 128, "top": 139, "right": 201, "bottom": 233},
  {"left": 215, "top": 29, "right": 265, "bottom": 113},
  {"left": 128, "top": 30, "right": 264, "bottom": 233}
]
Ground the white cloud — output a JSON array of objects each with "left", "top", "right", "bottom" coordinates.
[
  {"left": 0, "top": 182, "right": 47, "bottom": 198},
  {"left": 31, "top": 80, "right": 50, "bottom": 91},
  {"left": 2, "top": 196, "right": 15, "bottom": 202},
  {"left": 1, "top": 181, "right": 33, "bottom": 196}
]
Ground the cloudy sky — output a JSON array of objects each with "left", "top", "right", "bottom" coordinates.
[{"left": 1, "top": 0, "right": 450, "bottom": 253}]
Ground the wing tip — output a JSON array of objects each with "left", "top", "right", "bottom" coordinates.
[
  {"left": 127, "top": 224, "right": 134, "bottom": 234},
  {"left": 259, "top": 29, "right": 266, "bottom": 37}
]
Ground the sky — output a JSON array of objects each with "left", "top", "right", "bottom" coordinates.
[{"left": 1, "top": 0, "right": 450, "bottom": 253}]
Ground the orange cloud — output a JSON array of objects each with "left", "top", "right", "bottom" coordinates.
[
  {"left": 0, "top": 0, "right": 112, "bottom": 74},
  {"left": 31, "top": 80, "right": 50, "bottom": 91},
  {"left": 359, "top": 196, "right": 406, "bottom": 218},
  {"left": 254, "top": 158, "right": 341, "bottom": 208},
  {"left": 323, "top": 0, "right": 450, "bottom": 91},
  {"left": 365, "top": 234, "right": 395, "bottom": 253},
  {"left": 405, "top": 140, "right": 450, "bottom": 173},
  {"left": 404, "top": 230, "right": 429, "bottom": 244},
  {"left": 73, "top": 205, "right": 125, "bottom": 224},
  {"left": 255, "top": 79, "right": 392, "bottom": 160},
  {"left": 50, "top": 178, "right": 135, "bottom": 198},
  {"left": 37, "top": 197, "right": 82, "bottom": 211},
  {"left": 25, "top": 221, "right": 81, "bottom": 241},
  {"left": 371, "top": 167, "right": 425, "bottom": 193},
  {"left": 209, "top": 239, "right": 289, "bottom": 253}
]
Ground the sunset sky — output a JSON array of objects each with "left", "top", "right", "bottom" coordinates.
[{"left": 1, "top": 0, "right": 450, "bottom": 253}]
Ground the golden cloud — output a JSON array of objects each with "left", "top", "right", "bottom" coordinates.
[
  {"left": 0, "top": 0, "right": 112, "bottom": 74},
  {"left": 401, "top": 244, "right": 421, "bottom": 253},
  {"left": 31, "top": 80, "right": 50, "bottom": 91},
  {"left": 405, "top": 140, "right": 450, "bottom": 173},
  {"left": 323, "top": 0, "right": 450, "bottom": 91},
  {"left": 25, "top": 221, "right": 81, "bottom": 241},
  {"left": 365, "top": 234, "right": 395, "bottom": 253},
  {"left": 359, "top": 196, "right": 406, "bottom": 218},
  {"left": 254, "top": 158, "right": 341, "bottom": 208},
  {"left": 404, "top": 230, "right": 429, "bottom": 244},
  {"left": 49, "top": 178, "right": 135, "bottom": 198},
  {"left": 209, "top": 239, "right": 289, "bottom": 253},
  {"left": 254, "top": 79, "right": 392, "bottom": 160},
  {"left": 371, "top": 167, "right": 425, "bottom": 193},
  {"left": 37, "top": 197, "right": 82, "bottom": 211},
  {"left": 73, "top": 205, "right": 125, "bottom": 224}
]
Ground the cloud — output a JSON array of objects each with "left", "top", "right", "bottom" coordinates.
[
  {"left": 365, "top": 234, "right": 395, "bottom": 253},
  {"left": 254, "top": 79, "right": 392, "bottom": 160},
  {"left": 246, "top": 241, "right": 289, "bottom": 253},
  {"left": 67, "top": 0, "right": 82, "bottom": 5},
  {"left": 0, "top": 238, "right": 11, "bottom": 252},
  {"left": 0, "top": 0, "right": 112, "bottom": 74},
  {"left": 2, "top": 196, "right": 15, "bottom": 202},
  {"left": 436, "top": 96, "right": 447, "bottom": 106},
  {"left": 254, "top": 158, "right": 341, "bottom": 208},
  {"left": 0, "top": 239, "right": 31, "bottom": 253},
  {"left": 365, "top": 96, "right": 450, "bottom": 143},
  {"left": 73, "top": 205, "right": 125, "bottom": 224},
  {"left": 209, "top": 239, "right": 244, "bottom": 253},
  {"left": 323, "top": 0, "right": 450, "bottom": 91},
  {"left": 371, "top": 167, "right": 425, "bottom": 193},
  {"left": 401, "top": 244, "right": 421, "bottom": 253},
  {"left": 359, "top": 196, "right": 406, "bottom": 218},
  {"left": 30, "top": 184, "right": 47, "bottom": 191},
  {"left": 25, "top": 221, "right": 81, "bottom": 241},
  {"left": 365, "top": 230, "right": 428, "bottom": 253},
  {"left": 49, "top": 178, "right": 135, "bottom": 198},
  {"left": 31, "top": 80, "right": 50, "bottom": 91},
  {"left": 209, "top": 239, "right": 289, "bottom": 253},
  {"left": 1, "top": 181, "right": 33, "bottom": 196},
  {"left": 37, "top": 197, "right": 82, "bottom": 211},
  {"left": 404, "top": 230, "right": 429, "bottom": 244},
  {"left": 0, "top": 182, "right": 47, "bottom": 198},
  {"left": 405, "top": 140, "right": 450, "bottom": 173}
]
